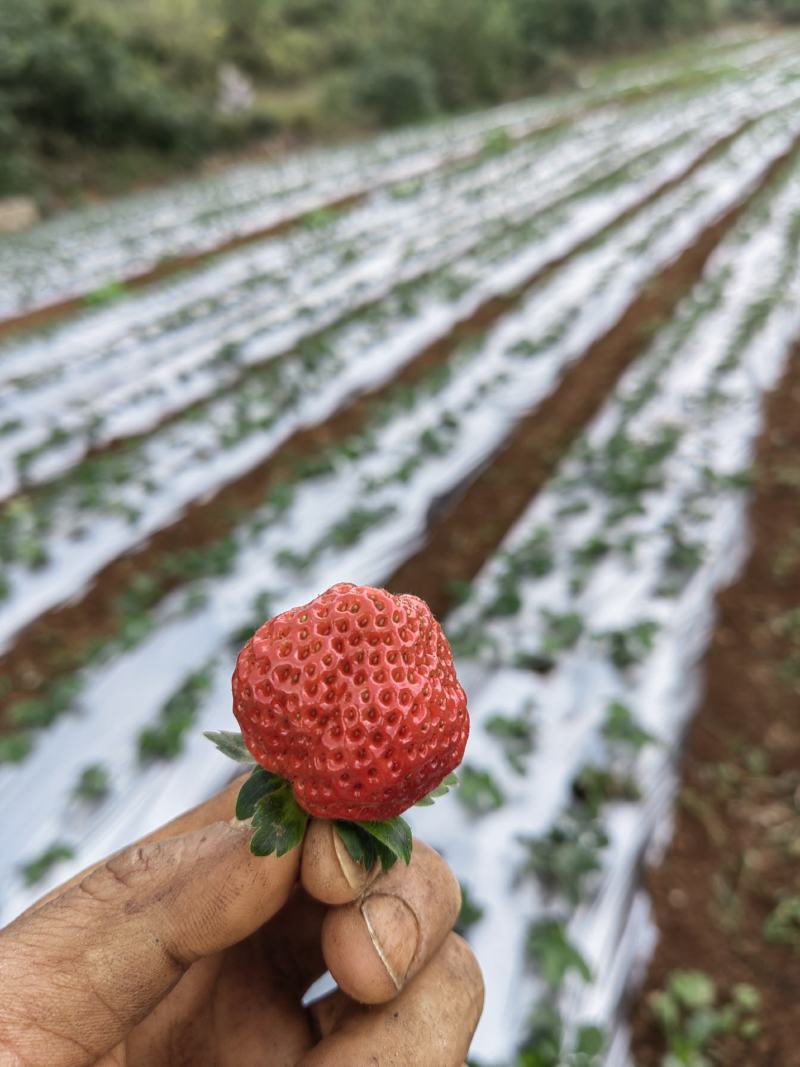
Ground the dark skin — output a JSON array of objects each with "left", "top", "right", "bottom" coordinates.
[{"left": 0, "top": 774, "right": 484, "bottom": 1067}]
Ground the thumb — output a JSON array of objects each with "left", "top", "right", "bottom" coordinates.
[{"left": 0, "top": 819, "right": 299, "bottom": 1067}]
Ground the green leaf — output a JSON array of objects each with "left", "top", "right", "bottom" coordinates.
[
  {"left": 668, "top": 970, "right": 716, "bottom": 1010},
  {"left": 576, "top": 1025, "right": 605, "bottom": 1056},
  {"left": 334, "top": 816, "right": 413, "bottom": 872},
  {"left": 73, "top": 763, "right": 111, "bottom": 802},
  {"left": 732, "top": 983, "right": 761, "bottom": 1013},
  {"left": 456, "top": 765, "right": 505, "bottom": 815},
  {"left": 204, "top": 730, "right": 255, "bottom": 764},
  {"left": 334, "top": 821, "right": 381, "bottom": 870},
  {"left": 236, "top": 766, "right": 285, "bottom": 820},
  {"left": 249, "top": 781, "right": 309, "bottom": 857},
  {"left": 0, "top": 731, "right": 33, "bottom": 764},
  {"left": 21, "top": 842, "right": 76, "bottom": 887},
  {"left": 602, "top": 700, "right": 656, "bottom": 751},
  {"left": 526, "top": 919, "right": 592, "bottom": 989},
  {"left": 359, "top": 817, "right": 413, "bottom": 867},
  {"left": 415, "top": 771, "right": 459, "bottom": 806},
  {"left": 648, "top": 990, "right": 680, "bottom": 1032}
]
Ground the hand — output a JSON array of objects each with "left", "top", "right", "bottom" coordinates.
[{"left": 0, "top": 774, "right": 483, "bottom": 1066}]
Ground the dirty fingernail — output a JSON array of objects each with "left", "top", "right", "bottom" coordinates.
[
  {"left": 361, "top": 893, "right": 419, "bottom": 990},
  {"left": 333, "top": 826, "right": 372, "bottom": 891}
]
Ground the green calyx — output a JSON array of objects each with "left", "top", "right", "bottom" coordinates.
[{"left": 205, "top": 730, "right": 458, "bottom": 869}]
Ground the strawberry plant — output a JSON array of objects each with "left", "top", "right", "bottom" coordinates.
[
  {"left": 516, "top": 1003, "right": 605, "bottom": 1066},
  {"left": 456, "top": 765, "right": 505, "bottom": 816},
  {"left": 593, "top": 620, "right": 660, "bottom": 670},
  {"left": 602, "top": 700, "right": 656, "bottom": 752},
  {"left": 485, "top": 704, "right": 536, "bottom": 774},
  {"left": 456, "top": 882, "right": 485, "bottom": 936},
  {"left": 138, "top": 662, "right": 215, "bottom": 763},
  {"left": 763, "top": 895, "right": 800, "bottom": 947},
  {"left": 526, "top": 919, "right": 592, "bottom": 990},
  {"left": 518, "top": 813, "right": 609, "bottom": 906},
  {"left": 72, "top": 763, "right": 111, "bottom": 803},
  {"left": 21, "top": 842, "right": 75, "bottom": 887},
  {"left": 648, "top": 971, "right": 762, "bottom": 1066}
]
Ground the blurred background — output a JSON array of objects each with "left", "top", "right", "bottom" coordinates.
[
  {"left": 1, "top": 2, "right": 800, "bottom": 1065},
  {"left": 1, "top": 0, "right": 798, "bottom": 209}
]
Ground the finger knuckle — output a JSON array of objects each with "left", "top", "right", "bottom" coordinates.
[{"left": 90, "top": 841, "right": 166, "bottom": 901}]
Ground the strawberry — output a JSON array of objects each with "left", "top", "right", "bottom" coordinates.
[{"left": 207, "top": 582, "right": 469, "bottom": 869}]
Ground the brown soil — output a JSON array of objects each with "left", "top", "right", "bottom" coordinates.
[
  {"left": 0, "top": 120, "right": 775, "bottom": 734},
  {"left": 628, "top": 345, "right": 800, "bottom": 1064}
]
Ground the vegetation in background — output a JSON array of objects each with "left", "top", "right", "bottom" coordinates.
[
  {"left": 647, "top": 971, "right": 762, "bottom": 1064},
  {"left": 0, "top": 0, "right": 786, "bottom": 204}
]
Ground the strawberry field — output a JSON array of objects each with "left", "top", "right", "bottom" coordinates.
[{"left": 2, "top": 28, "right": 800, "bottom": 1066}]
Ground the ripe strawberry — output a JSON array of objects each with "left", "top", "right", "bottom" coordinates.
[
  {"left": 233, "top": 582, "right": 468, "bottom": 820},
  {"left": 207, "top": 583, "right": 468, "bottom": 867}
]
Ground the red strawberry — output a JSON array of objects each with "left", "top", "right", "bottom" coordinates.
[{"left": 231, "top": 583, "right": 469, "bottom": 824}]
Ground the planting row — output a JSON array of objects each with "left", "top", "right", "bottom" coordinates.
[
  {"left": 0, "top": 30, "right": 787, "bottom": 322},
  {"left": 2, "top": 89, "right": 799, "bottom": 656},
  {"left": 4, "top": 58, "right": 792, "bottom": 499},
  {"left": 0, "top": 83, "right": 731, "bottom": 480}
]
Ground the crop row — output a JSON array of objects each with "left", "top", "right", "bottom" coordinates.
[
  {"left": 0, "top": 31, "right": 788, "bottom": 322},
  {"left": 2, "top": 86, "right": 799, "bottom": 661},
  {"left": 3, "top": 61, "right": 784, "bottom": 497},
  {"left": 0, "top": 93, "right": 797, "bottom": 725},
  {"left": 0, "top": 99, "right": 711, "bottom": 482}
]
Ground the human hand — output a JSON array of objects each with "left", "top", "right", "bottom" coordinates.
[{"left": 0, "top": 775, "right": 483, "bottom": 1067}]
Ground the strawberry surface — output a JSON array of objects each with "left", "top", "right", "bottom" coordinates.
[{"left": 232, "top": 582, "right": 469, "bottom": 820}]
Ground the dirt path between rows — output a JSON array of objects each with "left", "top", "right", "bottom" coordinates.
[
  {"left": 0, "top": 123, "right": 796, "bottom": 737},
  {"left": 628, "top": 341, "right": 800, "bottom": 1064}
]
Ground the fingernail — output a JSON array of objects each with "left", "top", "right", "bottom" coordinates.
[
  {"left": 361, "top": 893, "right": 419, "bottom": 990},
  {"left": 332, "top": 827, "right": 371, "bottom": 891}
]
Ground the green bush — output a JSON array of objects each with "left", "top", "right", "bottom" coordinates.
[
  {"left": 353, "top": 54, "right": 439, "bottom": 125},
  {"left": 0, "top": 103, "right": 30, "bottom": 195},
  {"left": 0, "top": 0, "right": 211, "bottom": 153},
  {"left": 772, "top": 0, "right": 800, "bottom": 21},
  {"left": 373, "top": 0, "right": 525, "bottom": 109}
]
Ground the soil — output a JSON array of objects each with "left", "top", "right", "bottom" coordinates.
[
  {"left": 629, "top": 341, "right": 800, "bottom": 1065},
  {"left": 2, "top": 123, "right": 797, "bottom": 738}
]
